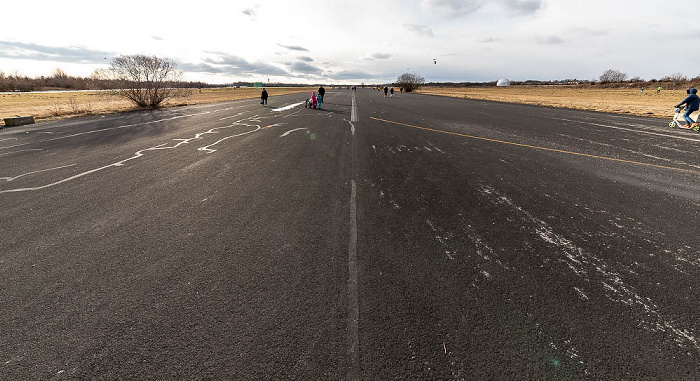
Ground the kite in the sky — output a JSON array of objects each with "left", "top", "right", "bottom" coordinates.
[{"left": 433, "top": 58, "right": 436, "bottom": 64}]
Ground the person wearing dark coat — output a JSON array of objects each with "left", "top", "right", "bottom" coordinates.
[
  {"left": 317, "top": 86, "right": 325, "bottom": 109},
  {"left": 675, "top": 87, "right": 700, "bottom": 128},
  {"left": 261, "top": 88, "right": 269, "bottom": 105}
]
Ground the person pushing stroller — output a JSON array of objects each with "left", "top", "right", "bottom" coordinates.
[{"left": 675, "top": 87, "right": 699, "bottom": 129}]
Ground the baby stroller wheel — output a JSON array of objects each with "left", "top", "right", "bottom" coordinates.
[
  {"left": 694, "top": 125, "right": 700, "bottom": 132},
  {"left": 669, "top": 121, "right": 678, "bottom": 128}
]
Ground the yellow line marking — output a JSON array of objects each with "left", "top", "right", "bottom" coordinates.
[{"left": 370, "top": 117, "right": 700, "bottom": 174}]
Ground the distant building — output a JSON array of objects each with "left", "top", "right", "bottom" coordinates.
[{"left": 496, "top": 78, "right": 511, "bottom": 87}]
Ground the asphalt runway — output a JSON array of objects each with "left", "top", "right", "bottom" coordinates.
[{"left": 1, "top": 89, "right": 699, "bottom": 379}]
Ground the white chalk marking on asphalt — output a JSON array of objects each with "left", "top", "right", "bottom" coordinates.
[
  {"left": 0, "top": 149, "right": 43, "bottom": 157},
  {"left": 280, "top": 128, "right": 307, "bottom": 137},
  {"left": 351, "top": 93, "right": 359, "bottom": 122},
  {"left": 219, "top": 112, "right": 247, "bottom": 121},
  {"left": 0, "top": 115, "right": 264, "bottom": 193},
  {"left": 1, "top": 164, "right": 76, "bottom": 182},
  {"left": 0, "top": 138, "right": 18, "bottom": 142},
  {"left": 198, "top": 125, "right": 261, "bottom": 154},
  {"left": 350, "top": 121, "right": 355, "bottom": 136},
  {"left": 271, "top": 102, "right": 305, "bottom": 112},
  {"left": 0, "top": 111, "right": 212, "bottom": 151},
  {"left": 348, "top": 179, "right": 360, "bottom": 380}
]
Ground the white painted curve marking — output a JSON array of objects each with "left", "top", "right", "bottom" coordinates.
[
  {"left": 280, "top": 128, "right": 307, "bottom": 137},
  {"left": 0, "top": 164, "right": 76, "bottom": 182},
  {"left": 198, "top": 125, "right": 261, "bottom": 153},
  {"left": 0, "top": 115, "right": 263, "bottom": 193},
  {"left": 0, "top": 111, "right": 212, "bottom": 151},
  {"left": 271, "top": 102, "right": 305, "bottom": 112}
]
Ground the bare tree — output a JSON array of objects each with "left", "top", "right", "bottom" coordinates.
[
  {"left": 110, "top": 55, "right": 190, "bottom": 108},
  {"left": 660, "top": 73, "right": 688, "bottom": 82},
  {"left": 599, "top": 69, "right": 628, "bottom": 83},
  {"left": 396, "top": 73, "right": 425, "bottom": 92}
]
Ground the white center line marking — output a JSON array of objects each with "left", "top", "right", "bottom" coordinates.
[
  {"left": 348, "top": 179, "right": 360, "bottom": 380},
  {"left": 351, "top": 93, "right": 359, "bottom": 122}
]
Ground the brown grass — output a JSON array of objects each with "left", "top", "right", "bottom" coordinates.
[
  {"left": 0, "top": 87, "right": 315, "bottom": 126},
  {"left": 416, "top": 86, "right": 694, "bottom": 119},
  {"left": 2, "top": 85, "right": 694, "bottom": 126}
]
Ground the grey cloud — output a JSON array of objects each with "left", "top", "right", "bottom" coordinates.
[
  {"left": 151, "top": 36, "right": 164, "bottom": 41},
  {"left": 372, "top": 53, "right": 392, "bottom": 60},
  {"left": 538, "top": 36, "right": 565, "bottom": 44},
  {"left": 420, "top": 0, "right": 485, "bottom": 18},
  {"left": 404, "top": 23, "right": 434, "bottom": 37},
  {"left": 298, "top": 56, "right": 314, "bottom": 62},
  {"left": 288, "top": 61, "right": 323, "bottom": 75},
  {"left": 190, "top": 53, "right": 289, "bottom": 76},
  {"left": 480, "top": 37, "right": 500, "bottom": 43},
  {"left": 331, "top": 70, "right": 374, "bottom": 80},
  {"left": 179, "top": 62, "right": 225, "bottom": 74},
  {"left": 0, "top": 41, "right": 112, "bottom": 64},
  {"left": 498, "top": 0, "right": 544, "bottom": 16},
  {"left": 242, "top": 9, "right": 255, "bottom": 16},
  {"left": 277, "top": 44, "right": 309, "bottom": 52}
]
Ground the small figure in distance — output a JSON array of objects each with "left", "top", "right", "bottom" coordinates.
[
  {"left": 390, "top": 87, "right": 394, "bottom": 98},
  {"left": 260, "top": 88, "right": 268, "bottom": 105},
  {"left": 675, "top": 87, "right": 700, "bottom": 129},
  {"left": 384, "top": 85, "right": 388, "bottom": 98}
]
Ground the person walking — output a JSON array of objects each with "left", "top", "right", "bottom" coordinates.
[
  {"left": 390, "top": 87, "right": 394, "bottom": 98},
  {"left": 384, "top": 86, "right": 388, "bottom": 98},
  {"left": 317, "top": 85, "right": 325, "bottom": 109},
  {"left": 675, "top": 87, "right": 700, "bottom": 128},
  {"left": 260, "top": 88, "right": 269, "bottom": 105}
]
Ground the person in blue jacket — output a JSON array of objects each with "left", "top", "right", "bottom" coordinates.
[{"left": 675, "top": 87, "right": 700, "bottom": 128}]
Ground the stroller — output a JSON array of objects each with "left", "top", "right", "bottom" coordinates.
[{"left": 669, "top": 107, "right": 700, "bottom": 131}]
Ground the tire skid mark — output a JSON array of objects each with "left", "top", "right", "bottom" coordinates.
[{"left": 478, "top": 184, "right": 700, "bottom": 351}]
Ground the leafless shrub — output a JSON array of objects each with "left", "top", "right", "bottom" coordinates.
[
  {"left": 396, "top": 73, "right": 425, "bottom": 92},
  {"left": 51, "top": 102, "right": 61, "bottom": 117},
  {"left": 109, "top": 55, "right": 190, "bottom": 108},
  {"left": 660, "top": 73, "right": 688, "bottom": 82},
  {"left": 599, "top": 69, "right": 628, "bottom": 83},
  {"left": 68, "top": 97, "right": 79, "bottom": 114}
]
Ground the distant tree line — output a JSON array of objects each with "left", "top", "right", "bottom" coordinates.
[{"left": 0, "top": 69, "right": 220, "bottom": 93}]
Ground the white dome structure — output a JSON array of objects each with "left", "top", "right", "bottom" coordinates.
[{"left": 496, "top": 78, "right": 511, "bottom": 87}]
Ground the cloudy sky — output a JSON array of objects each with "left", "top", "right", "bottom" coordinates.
[{"left": 0, "top": 0, "right": 698, "bottom": 84}]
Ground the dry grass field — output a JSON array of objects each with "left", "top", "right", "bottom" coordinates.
[
  {"left": 2, "top": 85, "right": 695, "bottom": 126},
  {"left": 0, "top": 87, "right": 315, "bottom": 126},
  {"left": 416, "top": 86, "right": 695, "bottom": 120}
]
